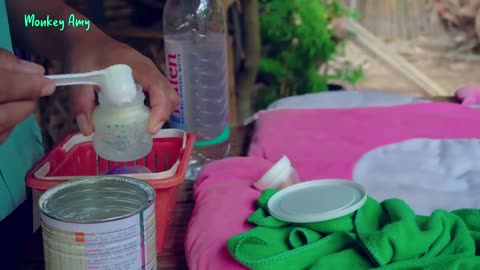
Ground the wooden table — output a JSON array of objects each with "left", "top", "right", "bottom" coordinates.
[{"left": 18, "top": 124, "right": 254, "bottom": 270}]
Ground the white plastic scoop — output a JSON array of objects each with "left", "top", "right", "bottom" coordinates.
[{"left": 46, "top": 64, "right": 137, "bottom": 104}]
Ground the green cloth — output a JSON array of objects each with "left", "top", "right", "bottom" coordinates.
[
  {"left": 0, "top": 0, "right": 44, "bottom": 221},
  {"left": 227, "top": 189, "right": 480, "bottom": 270}
]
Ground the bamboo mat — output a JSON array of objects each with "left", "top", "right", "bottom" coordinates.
[{"left": 343, "top": 0, "right": 444, "bottom": 41}]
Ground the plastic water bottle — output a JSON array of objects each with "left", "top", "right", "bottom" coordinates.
[{"left": 163, "top": 0, "right": 231, "bottom": 180}]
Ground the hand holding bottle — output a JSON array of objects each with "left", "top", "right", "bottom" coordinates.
[{"left": 65, "top": 37, "right": 179, "bottom": 136}]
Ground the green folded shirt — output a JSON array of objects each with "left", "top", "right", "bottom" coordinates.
[{"left": 227, "top": 189, "right": 480, "bottom": 270}]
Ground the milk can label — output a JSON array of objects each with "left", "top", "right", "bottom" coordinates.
[
  {"left": 41, "top": 204, "right": 156, "bottom": 270},
  {"left": 165, "top": 42, "right": 187, "bottom": 130}
]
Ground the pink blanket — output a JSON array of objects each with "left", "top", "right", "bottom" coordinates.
[{"left": 185, "top": 102, "right": 480, "bottom": 270}]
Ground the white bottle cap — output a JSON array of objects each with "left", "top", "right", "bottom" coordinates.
[
  {"left": 267, "top": 179, "right": 367, "bottom": 223},
  {"left": 253, "top": 155, "right": 294, "bottom": 190}
]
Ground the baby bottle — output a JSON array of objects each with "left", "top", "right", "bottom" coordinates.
[
  {"left": 45, "top": 64, "right": 153, "bottom": 161},
  {"left": 92, "top": 84, "right": 153, "bottom": 162}
]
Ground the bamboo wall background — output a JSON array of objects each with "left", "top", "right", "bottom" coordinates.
[
  {"left": 340, "top": 0, "right": 446, "bottom": 40},
  {"left": 66, "top": 0, "right": 132, "bottom": 27}
]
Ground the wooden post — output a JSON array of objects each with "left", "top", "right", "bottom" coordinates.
[
  {"left": 235, "top": 0, "right": 261, "bottom": 124},
  {"left": 227, "top": 35, "right": 239, "bottom": 127}
]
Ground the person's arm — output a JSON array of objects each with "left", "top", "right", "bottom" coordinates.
[{"left": 6, "top": 0, "right": 110, "bottom": 61}]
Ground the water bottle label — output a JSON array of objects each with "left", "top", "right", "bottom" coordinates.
[{"left": 165, "top": 43, "right": 186, "bottom": 129}]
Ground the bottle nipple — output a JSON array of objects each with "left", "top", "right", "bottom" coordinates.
[{"left": 99, "top": 64, "right": 137, "bottom": 105}]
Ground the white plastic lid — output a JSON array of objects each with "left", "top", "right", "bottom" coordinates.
[
  {"left": 253, "top": 155, "right": 293, "bottom": 190},
  {"left": 267, "top": 179, "right": 367, "bottom": 223}
]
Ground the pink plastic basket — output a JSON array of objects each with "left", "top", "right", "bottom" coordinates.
[{"left": 26, "top": 129, "right": 194, "bottom": 252}]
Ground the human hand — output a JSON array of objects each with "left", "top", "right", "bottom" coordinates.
[
  {"left": 0, "top": 49, "right": 55, "bottom": 143},
  {"left": 66, "top": 36, "right": 179, "bottom": 136}
]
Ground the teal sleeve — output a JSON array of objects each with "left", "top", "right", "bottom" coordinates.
[
  {"left": 0, "top": 0, "right": 45, "bottom": 220},
  {"left": 0, "top": 0, "right": 12, "bottom": 51}
]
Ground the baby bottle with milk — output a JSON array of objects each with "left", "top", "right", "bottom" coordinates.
[
  {"left": 47, "top": 64, "right": 153, "bottom": 161},
  {"left": 92, "top": 65, "right": 152, "bottom": 162},
  {"left": 92, "top": 84, "right": 152, "bottom": 162}
]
